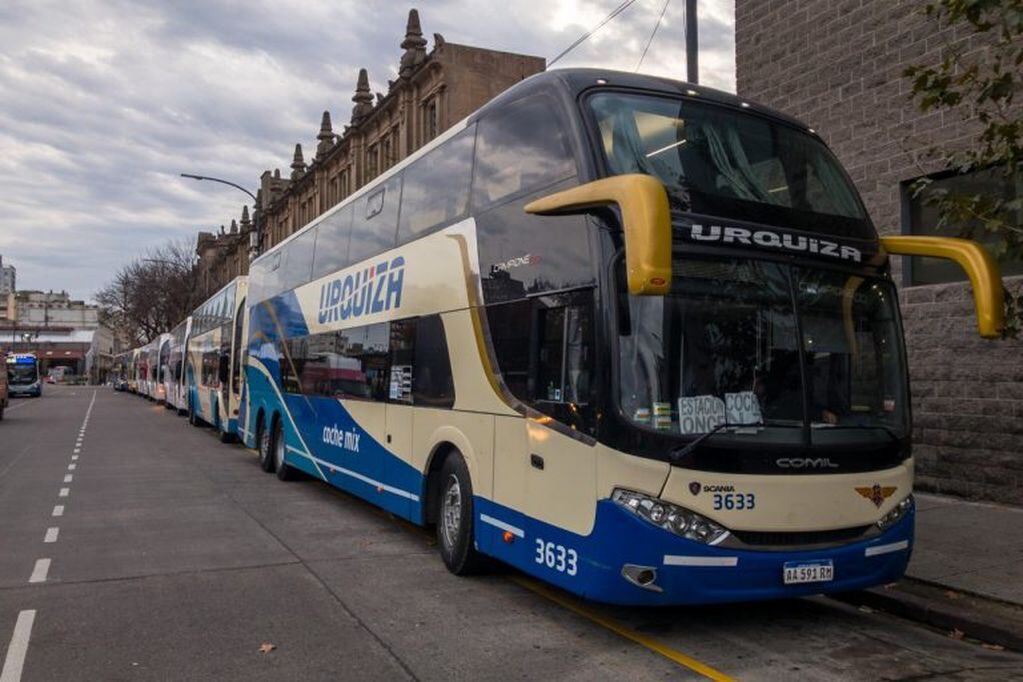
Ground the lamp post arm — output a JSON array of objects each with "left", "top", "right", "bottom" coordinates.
[{"left": 180, "top": 173, "right": 257, "bottom": 204}]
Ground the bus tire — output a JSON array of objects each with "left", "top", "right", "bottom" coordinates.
[
  {"left": 258, "top": 416, "right": 274, "bottom": 472},
  {"left": 272, "top": 418, "right": 298, "bottom": 481},
  {"left": 188, "top": 399, "right": 200, "bottom": 427},
  {"left": 436, "top": 451, "right": 485, "bottom": 576}
]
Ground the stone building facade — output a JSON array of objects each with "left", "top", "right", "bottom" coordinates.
[
  {"left": 195, "top": 9, "right": 545, "bottom": 294},
  {"left": 735, "top": 0, "right": 1023, "bottom": 503}
]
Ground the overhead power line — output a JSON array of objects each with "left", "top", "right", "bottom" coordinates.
[
  {"left": 636, "top": 0, "right": 671, "bottom": 72},
  {"left": 548, "top": 0, "right": 641, "bottom": 68}
]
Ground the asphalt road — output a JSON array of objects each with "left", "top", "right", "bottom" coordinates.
[{"left": 1, "top": 385, "right": 1021, "bottom": 681}]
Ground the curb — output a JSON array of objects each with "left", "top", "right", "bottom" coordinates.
[{"left": 832, "top": 580, "right": 1023, "bottom": 652}]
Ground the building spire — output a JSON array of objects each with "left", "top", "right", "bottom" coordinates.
[
  {"left": 316, "top": 111, "right": 334, "bottom": 160},
  {"left": 351, "top": 68, "right": 374, "bottom": 125},
  {"left": 400, "top": 9, "right": 428, "bottom": 79},
  {"left": 291, "top": 143, "right": 306, "bottom": 179},
  {"left": 240, "top": 205, "right": 251, "bottom": 228}
]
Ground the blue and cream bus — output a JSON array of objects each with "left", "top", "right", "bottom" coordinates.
[
  {"left": 238, "top": 69, "right": 1002, "bottom": 605},
  {"left": 6, "top": 353, "right": 42, "bottom": 398},
  {"left": 164, "top": 317, "right": 192, "bottom": 413},
  {"left": 185, "top": 277, "right": 248, "bottom": 441}
]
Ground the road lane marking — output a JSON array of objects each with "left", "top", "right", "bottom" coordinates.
[
  {"left": 0, "top": 609, "right": 36, "bottom": 682},
  {"left": 63, "top": 475, "right": 72, "bottom": 483},
  {"left": 509, "top": 576, "right": 735, "bottom": 681},
  {"left": 71, "top": 455, "right": 78, "bottom": 461},
  {"left": 73, "top": 449, "right": 80, "bottom": 454},
  {"left": 58, "top": 488, "right": 69, "bottom": 498},
  {"left": 68, "top": 464, "right": 76, "bottom": 471},
  {"left": 52, "top": 506, "right": 64, "bottom": 517},
  {"left": 28, "top": 559, "right": 50, "bottom": 584},
  {"left": 43, "top": 528, "right": 58, "bottom": 544}
]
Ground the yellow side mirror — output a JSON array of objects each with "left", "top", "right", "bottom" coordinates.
[
  {"left": 881, "top": 235, "right": 1005, "bottom": 338},
  {"left": 524, "top": 174, "right": 672, "bottom": 295}
]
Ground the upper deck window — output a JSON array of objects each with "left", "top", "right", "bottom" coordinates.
[
  {"left": 588, "top": 92, "right": 874, "bottom": 240},
  {"left": 473, "top": 95, "right": 576, "bottom": 208}
]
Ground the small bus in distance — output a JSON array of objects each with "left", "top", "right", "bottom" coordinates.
[{"left": 6, "top": 353, "right": 42, "bottom": 398}]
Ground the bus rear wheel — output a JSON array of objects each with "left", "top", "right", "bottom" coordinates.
[
  {"left": 436, "top": 452, "right": 485, "bottom": 576},
  {"left": 258, "top": 417, "right": 274, "bottom": 472},
  {"left": 272, "top": 418, "right": 298, "bottom": 481}
]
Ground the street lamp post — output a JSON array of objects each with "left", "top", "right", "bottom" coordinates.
[{"left": 180, "top": 173, "right": 261, "bottom": 258}]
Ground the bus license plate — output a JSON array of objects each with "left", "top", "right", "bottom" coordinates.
[{"left": 783, "top": 560, "right": 834, "bottom": 585}]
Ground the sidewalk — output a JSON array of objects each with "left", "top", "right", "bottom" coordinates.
[
  {"left": 839, "top": 491, "right": 1023, "bottom": 651},
  {"left": 909, "top": 492, "right": 1023, "bottom": 605}
]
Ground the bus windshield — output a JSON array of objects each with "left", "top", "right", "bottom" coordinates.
[
  {"left": 8, "top": 362, "right": 39, "bottom": 386},
  {"left": 618, "top": 258, "right": 909, "bottom": 443},
  {"left": 588, "top": 91, "right": 873, "bottom": 239}
]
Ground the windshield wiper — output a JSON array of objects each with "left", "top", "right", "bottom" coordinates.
[{"left": 669, "top": 421, "right": 764, "bottom": 463}]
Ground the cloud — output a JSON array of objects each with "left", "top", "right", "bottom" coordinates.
[{"left": 0, "top": 0, "right": 734, "bottom": 301}]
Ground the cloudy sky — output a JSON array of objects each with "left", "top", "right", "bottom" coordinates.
[{"left": 0, "top": 0, "right": 735, "bottom": 300}]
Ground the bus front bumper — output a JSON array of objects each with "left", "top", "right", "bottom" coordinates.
[{"left": 476, "top": 498, "right": 913, "bottom": 606}]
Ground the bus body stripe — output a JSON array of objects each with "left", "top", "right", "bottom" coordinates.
[
  {"left": 287, "top": 445, "right": 420, "bottom": 501},
  {"left": 663, "top": 556, "right": 739, "bottom": 567},
  {"left": 864, "top": 540, "right": 909, "bottom": 557},
  {"left": 479, "top": 514, "right": 525, "bottom": 538}
]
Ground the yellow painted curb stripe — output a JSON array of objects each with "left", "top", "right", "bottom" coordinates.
[{"left": 509, "top": 575, "right": 736, "bottom": 682}]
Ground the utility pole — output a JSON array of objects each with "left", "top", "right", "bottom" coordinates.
[{"left": 685, "top": 0, "right": 699, "bottom": 84}]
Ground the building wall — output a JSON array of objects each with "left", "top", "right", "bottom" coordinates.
[
  {"left": 15, "top": 291, "right": 101, "bottom": 330},
  {"left": 735, "top": 0, "right": 1023, "bottom": 504}
]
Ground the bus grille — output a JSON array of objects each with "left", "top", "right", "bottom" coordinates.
[{"left": 730, "top": 525, "right": 873, "bottom": 548}]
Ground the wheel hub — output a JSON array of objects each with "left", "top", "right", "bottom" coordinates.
[{"left": 440, "top": 475, "right": 462, "bottom": 550}]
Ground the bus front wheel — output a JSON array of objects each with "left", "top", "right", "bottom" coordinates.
[{"left": 437, "top": 452, "right": 485, "bottom": 576}]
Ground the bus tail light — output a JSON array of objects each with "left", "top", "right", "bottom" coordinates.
[
  {"left": 612, "top": 489, "right": 728, "bottom": 545},
  {"left": 876, "top": 495, "right": 914, "bottom": 531}
]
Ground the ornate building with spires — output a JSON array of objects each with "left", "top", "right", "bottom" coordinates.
[{"left": 194, "top": 9, "right": 545, "bottom": 297}]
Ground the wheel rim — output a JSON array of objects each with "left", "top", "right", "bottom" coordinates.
[
  {"left": 440, "top": 474, "right": 462, "bottom": 551},
  {"left": 273, "top": 428, "right": 285, "bottom": 470}
]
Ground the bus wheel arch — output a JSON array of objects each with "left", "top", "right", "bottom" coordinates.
[{"left": 257, "top": 408, "right": 274, "bottom": 472}]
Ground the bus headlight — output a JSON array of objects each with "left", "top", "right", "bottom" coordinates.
[
  {"left": 877, "top": 495, "right": 914, "bottom": 531},
  {"left": 612, "top": 489, "right": 729, "bottom": 544}
]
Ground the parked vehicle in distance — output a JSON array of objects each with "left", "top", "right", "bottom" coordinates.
[
  {"left": 165, "top": 317, "right": 192, "bottom": 414},
  {"left": 6, "top": 353, "right": 42, "bottom": 398}
]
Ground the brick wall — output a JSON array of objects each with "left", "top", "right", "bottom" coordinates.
[{"left": 735, "top": 0, "right": 1023, "bottom": 504}]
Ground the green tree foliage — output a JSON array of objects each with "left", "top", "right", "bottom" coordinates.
[{"left": 904, "top": 0, "right": 1022, "bottom": 335}]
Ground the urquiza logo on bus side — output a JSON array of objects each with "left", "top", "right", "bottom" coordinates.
[
  {"left": 318, "top": 256, "right": 405, "bottom": 324},
  {"left": 688, "top": 224, "right": 863, "bottom": 263}
]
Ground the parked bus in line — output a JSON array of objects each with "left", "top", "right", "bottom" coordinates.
[
  {"left": 0, "top": 351, "right": 8, "bottom": 419},
  {"left": 110, "top": 351, "right": 131, "bottom": 391},
  {"left": 126, "top": 348, "right": 141, "bottom": 393},
  {"left": 137, "top": 337, "right": 158, "bottom": 400},
  {"left": 185, "top": 276, "right": 248, "bottom": 441},
  {"left": 164, "top": 317, "right": 192, "bottom": 414},
  {"left": 6, "top": 353, "right": 42, "bottom": 398}
]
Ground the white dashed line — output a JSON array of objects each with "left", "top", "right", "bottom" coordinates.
[
  {"left": 0, "top": 609, "right": 36, "bottom": 682},
  {"left": 58, "top": 488, "right": 69, "bottom": 498},
  {"left": 73, "top": 449, "right": 80, "bottom": 454},
  {"left": 71, "top": 455, "right": 78, "bottom": 461},
  {"left": 51, "top": 506, "right": 64, "bottom": 517},
  {"left": 28, "top": 559, "right": 50, "bottom": 584},
  {"left": 63, "top": 475, "right": 72, "bottom": 483},
  {"left": 43, "top": 528, "right": 59, "bottom": 544},
  {"left": 67, "top": 464, "right": 76, "bottom": 471}
]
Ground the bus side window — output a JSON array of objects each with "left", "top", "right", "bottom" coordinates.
[
  {"left": 282, "top": 228, "right": 317, "bottom": 292},
  {"left": 349, "top": 174, "right": 402, "bottom": 265},
  {"left": 413, "top": 315, "right": 455, "bottom": 408},
  {"left": 311, "top": 204, "right": 354, "bottom": 281},
  {"left": 397, "top": 127, "right": 475, "bottom": 244},
  {"left": 472, "top": 95, "right": 577, "bottom": 210}
]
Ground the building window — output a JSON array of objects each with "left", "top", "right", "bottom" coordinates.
[
  {"left": 381, "top": 133, "right": 393, "bottom": 171},
  {"left": 367, "top": 143, "right": 379, "bottom": 180},
  {"left": 904, "top": 168, "right": 1023, "bottom": 285},
  {"left": 424, "top": 98, "right": 439, "bottom": 142}
]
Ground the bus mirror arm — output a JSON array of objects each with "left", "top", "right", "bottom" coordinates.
[
  {"left": 880, "top": 236, "right": 1005, "bottom": 339},
  {"left": 524, "top": 174, "right": 673, "bottom": 295}
]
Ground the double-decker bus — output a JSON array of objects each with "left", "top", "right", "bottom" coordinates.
[
  {"left": 137, "top": 337, "right": 158, "bottom": 400},
  {"left": 164, "top": 317, "right": 192, "bottom": 413},
  {"left": 6, "top": 353, "right": 42, "bottom": 398},
  {"left": 110, "top": 351, "right": 131, "bottom": 391},
  {"left": 126, "top": 348, "right": 141, "bottom": 393},
  {"left": 185, "top": 276, "right": 248, "bottom": 441},
  {"left": 240, "top": 69, "right": 1001, "bottom": 605}
]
